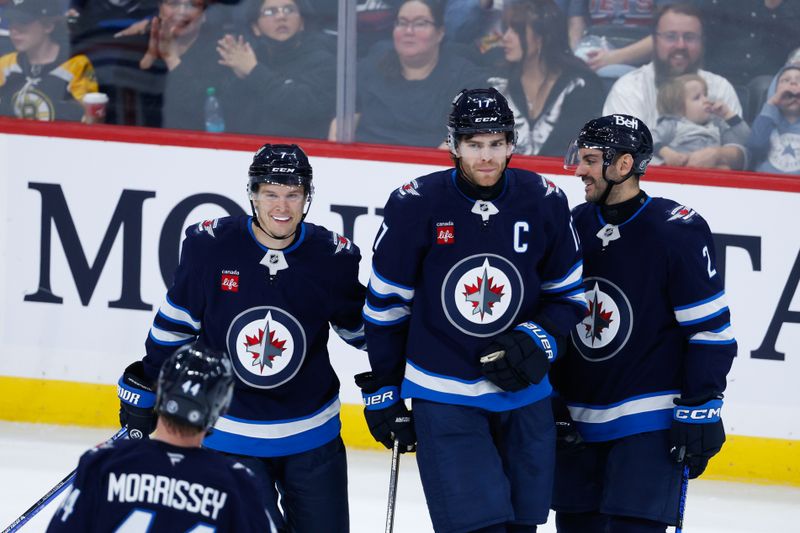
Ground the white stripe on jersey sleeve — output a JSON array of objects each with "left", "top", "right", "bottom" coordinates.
[
  {"left": 674, "top": 291, "right": 728, "bottom": 326},
  {"left": 158, "top": 296, "right": 201, "bottom": 331},
  {"left": 368, "top": 269, "right": 415, "bottom": 301},
  {"left": 541, "top": 261, "right": 583, "bottom": 293}
]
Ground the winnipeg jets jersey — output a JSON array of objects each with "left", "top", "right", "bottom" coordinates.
[
  {"left": 46, "top": 439, "right": 275, "bottom": 533},
  {"left": 142, "top": 217, "right": 366, "bottom": 457},
  {"left": 551, "top": 195, "right": 737, "bottom": 442},
  {"left": 364, "top": 169, "right": 587, "bottom": 411}
]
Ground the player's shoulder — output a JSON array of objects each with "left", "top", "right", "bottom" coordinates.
[
  {"left": 74, "top": 438, "right": 138, "bottom": 476},
  {"left": 385, "top": 169, "right": 451, "bottom": 208},
  {"left": 509, "top": 168, "right": 568, "bottom": 204},
  {"left": 571, "top": 201, "right": 595, "bottom": 221},
  {"left": 646, "top": 197, "right": 713, "bottom": 240},
  {"left": 183, "top": 215, "right": 248, "bottom": 244},
  {"left": 302, "top": 222, "right": 361, "bottom": 259}
]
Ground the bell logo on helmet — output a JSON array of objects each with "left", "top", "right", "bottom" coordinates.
[{"left": 614, "top": 115, "right": 639, "bottom": 129}]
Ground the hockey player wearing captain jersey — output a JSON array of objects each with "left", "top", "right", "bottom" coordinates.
[
  {"left": 550, "top": 115, "right": 736, "bottom": 533},
  {"left": 116, "top": 144, "right": 367, "bottom": 532},
  {"left": 359, "top": 87, "right": 588, "bottom": 533},
  {"left": 47, "top": 343, "right": 277, "bottom": 532}
]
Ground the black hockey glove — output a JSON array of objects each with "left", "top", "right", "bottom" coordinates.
[
  {"left": 118, "top": 361, "right": 157, "bottom": 440},
  {"left": 669, "top": 395, "right": 726, "bottom": 479},
  {"left": 552, "top": 395, "right": 584, "bottom": 452},
  {"left": 355, "top": 372, "right": 416, "bottom": 453},
  {"left": 479, "top": 322, "right": 557, "bottom": 392}
]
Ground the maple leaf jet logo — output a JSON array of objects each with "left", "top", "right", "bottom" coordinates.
[
  {"left": 244, "top": 312, "right": 287, "bottom": 372},
  {"left": 583, "top": 283, "right": 614, "bottom": 345},
  {"left": 463, "top": 259, "right": 505, "bottom": 320}
]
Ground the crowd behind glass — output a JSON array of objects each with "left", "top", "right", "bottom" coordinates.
[{"left": 1, "top": 0, "right": 798, "bottom": 175}]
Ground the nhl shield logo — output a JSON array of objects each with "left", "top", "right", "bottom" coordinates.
[
  {"left": 571, "top": 277, "right": 633, "bottom": 362},
  {"left": 441, "top": 254, "right": 524, "bottom": 337},
  {"left": 226, "top": 306, "right": 307, "bottom": 388}
]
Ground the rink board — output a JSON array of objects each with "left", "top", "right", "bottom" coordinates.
[{"left": 0, "top": 120, "right": 798, "bottom": 486}]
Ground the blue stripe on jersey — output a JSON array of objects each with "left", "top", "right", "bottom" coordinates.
[
  {"left": 401, "top": 360, "right": 552, "bottom": 412},
  {"left": 541, "top": 261, "right": 583, "bottom": 293},
  {"left": 674, "top": 291, "right": 729, "bottom": 326},
  {"left": 148, "top": 327, "right": 195, "bottom": 347},
  {"left": 362, "top": 301, "right": 411, "bottom": 326},
  {"left": 203, "top": 397, "right": 341, "bottom": 457},
  {"left": 597, "top": 197, "right": 652, "bottom": 227},
  {"left": 567, "top": 390, "right": 680, "bottom": 442},
  {"left": 562, "top": 287, "right": 590, "bottom": 310},
  {"left": 368, "top": 269, "right": 415, "bottom": 301},
  {"left": 331, "top": 323, "right": 366, "bottom": 349},
  {"left": 689, "top": 322, "right": 736, "bottom": 345},
  {"left": 157, "top": 295, "right": 201, "bottom": 331}
]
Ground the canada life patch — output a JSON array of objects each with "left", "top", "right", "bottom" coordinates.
[
  {"left": 221, "top": 270, "right": 239, "bottom": 292},
  {"left": 436, "top": 221, "right": 455, "bottom": 245}
]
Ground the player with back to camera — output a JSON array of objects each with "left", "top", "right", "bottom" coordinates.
[
  {"left": 358, "top": 87, "right": 587, "bottom": 532},
  {"left": 47, "top": 342, "right": 277, "bottom": 532},
  {"left": 116, "top": 143, "right": 367, "bottom": 532},
  {"left": 550, "top": 114, "right": 737, "bottom": 533}
]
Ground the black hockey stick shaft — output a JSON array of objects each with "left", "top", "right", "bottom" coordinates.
[
  {"left": 2, "top": 427, "right": 128, "bottom": 533},
  {"left": 385, "top": 439, "right": 401, "bottom": 533},
  {"left": 675, "top": 463, "right": 690, "bottom": 532}
]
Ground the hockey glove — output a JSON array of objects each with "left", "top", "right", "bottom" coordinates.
[
  {"left": 552, "top": 395, "right": 584, "bottom": 452},
  {"left": 479, "top": 322, "right": 557, "bottom": 392},
  {"left": 355, "top": 372, "right": 416, "bottom": 453},
  {"left": 669, "top": 395, "right": 726, "bottom": 479},
  {"left": 118, "top": 361, "right": 157, "bottom": 440}
]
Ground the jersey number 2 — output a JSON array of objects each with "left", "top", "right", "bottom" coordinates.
[{"left": 702, "top": 246, "right": 716, "bottom": 278}]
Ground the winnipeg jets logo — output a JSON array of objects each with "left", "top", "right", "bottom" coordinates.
[
  {"left": 244, "top": 312, "right": 287, "bottom": 371},
  {"left": 541, "top": 176, "right": 560, "bottom": 196},
  {"left": 333, "top": 233, "right": 352, "bottom": 254},
  {"left": 667, "top": 205, "right": 697, "bottom": 222},
  {"left": 463, "top": 263, "right": 505, "bottom": 319},
  {"left": 442, "top": 255, "right": 523, "bottom": 337},
  {"left": 571, "top": 278, "right": 633, "bottom": 362},
  {"left": 197, "top": 219, "right": 218, "bottom": 237},
  {"left": 397, "top": 179, "right": 421, "bottom": 198},
  {"left": 227, "top": 307, "right": 307, "bottom": 388}
]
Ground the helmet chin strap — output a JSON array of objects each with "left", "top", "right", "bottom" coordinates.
[{"left": 596, "top": 157, "right": 635, "bottom": 206}]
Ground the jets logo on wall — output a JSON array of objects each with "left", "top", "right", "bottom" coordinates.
[
  {"left": 441, "top": 254, "right": 524, "bottom": 337},
  {"left": 571, "top": 277, "right": 633, "bottom": 362},
  {"left": 226, "top": 306, "right": 307, "bottom": 388}
]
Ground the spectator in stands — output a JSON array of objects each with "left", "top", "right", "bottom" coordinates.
[
  {"left": 0, "top": 0, "right": 98, "bottom": 122},
  {"left": 572, "top": 0, "right": 677, "bottom": 79},
  {"left": 653, "top": 73, "right": 749, "bottom": 169},
  {"left": 489, "top": 0, "right": 604, "bottom": 156},
  {"left": 702, "top": 0, "right": 800, "bottom": 88},
  {"left": 329, "top": 0, "right": 486, "bottom": 147},
  {"left": 138, "top": 0, "right": 232, "bottom": 130},
  {"left": 603, "top": 3, "right": 742, "bottom": 144},
  {"left": 216, "top": 0, "right": 334, "bottom": 139},
  {"left": 747, "top": 64, "right": 800, "bottom": 175}
]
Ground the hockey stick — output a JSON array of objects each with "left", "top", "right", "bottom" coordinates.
[
  {"left": 2, "top": 426, "right": 129, "bottom": 533},
  {"left": 385, "top": 439, "right": 401, "bottom": 533},
  {"left": 675, "top": 464, "right": 690, "bottom": 533}
]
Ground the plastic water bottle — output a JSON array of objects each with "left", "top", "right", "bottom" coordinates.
[{"left": 204, "top": 87, "right": 225, "bottom": 133}]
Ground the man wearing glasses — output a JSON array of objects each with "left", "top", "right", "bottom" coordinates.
[{"left": 603, "top": 3, "right": 743, "bottom": 150}]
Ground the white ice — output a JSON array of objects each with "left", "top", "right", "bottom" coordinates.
[{"left": 1, "top": 422, "right": 797, "bottom": 532}]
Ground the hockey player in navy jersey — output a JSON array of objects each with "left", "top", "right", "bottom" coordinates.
[
  {"left": 48, "top": 342, "right": 276, "bottom": 532},
  {"left": 551, "top": 115, "right": 737, "bottom": 533},
  {"left": 116, "top": 143, "right": 366, "bottom": 532},
  {"left": 358, "top": 88, "right": 587, "bottom": 533}
]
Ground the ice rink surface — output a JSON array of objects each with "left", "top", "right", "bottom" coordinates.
[{"left": 1, "top": 422, "right": 797, "bottom": 533}]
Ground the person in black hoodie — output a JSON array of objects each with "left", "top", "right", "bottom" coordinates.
[{"left": 216, "top": 0, "right": 335, "bottom": 139}]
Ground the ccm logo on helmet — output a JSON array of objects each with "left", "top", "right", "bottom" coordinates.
[
  {"left": 675, "top": 407, "right": 721, "bottom": 421},
  {"left": 474, "top": 117, "right": 498, "bottom": 123},
  {"left": 614, "top": 115, "right": 639, "bottom": 129},
  {"left": 271, "top": 168, "right": 296, "bottom": 173}
]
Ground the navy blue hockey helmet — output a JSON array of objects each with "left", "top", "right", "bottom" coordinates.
[
  {"left": 447, "top": 88, "right": 517, "bottom": 155},
  {"left": 155, "top": 342, "right": 234, "bottom": 432},
  {"left": 248, "top": 143, "right": 314, "bottom": 217},
  {"left": 564, "top": 114, "right": 653, "bottom": 176}
]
